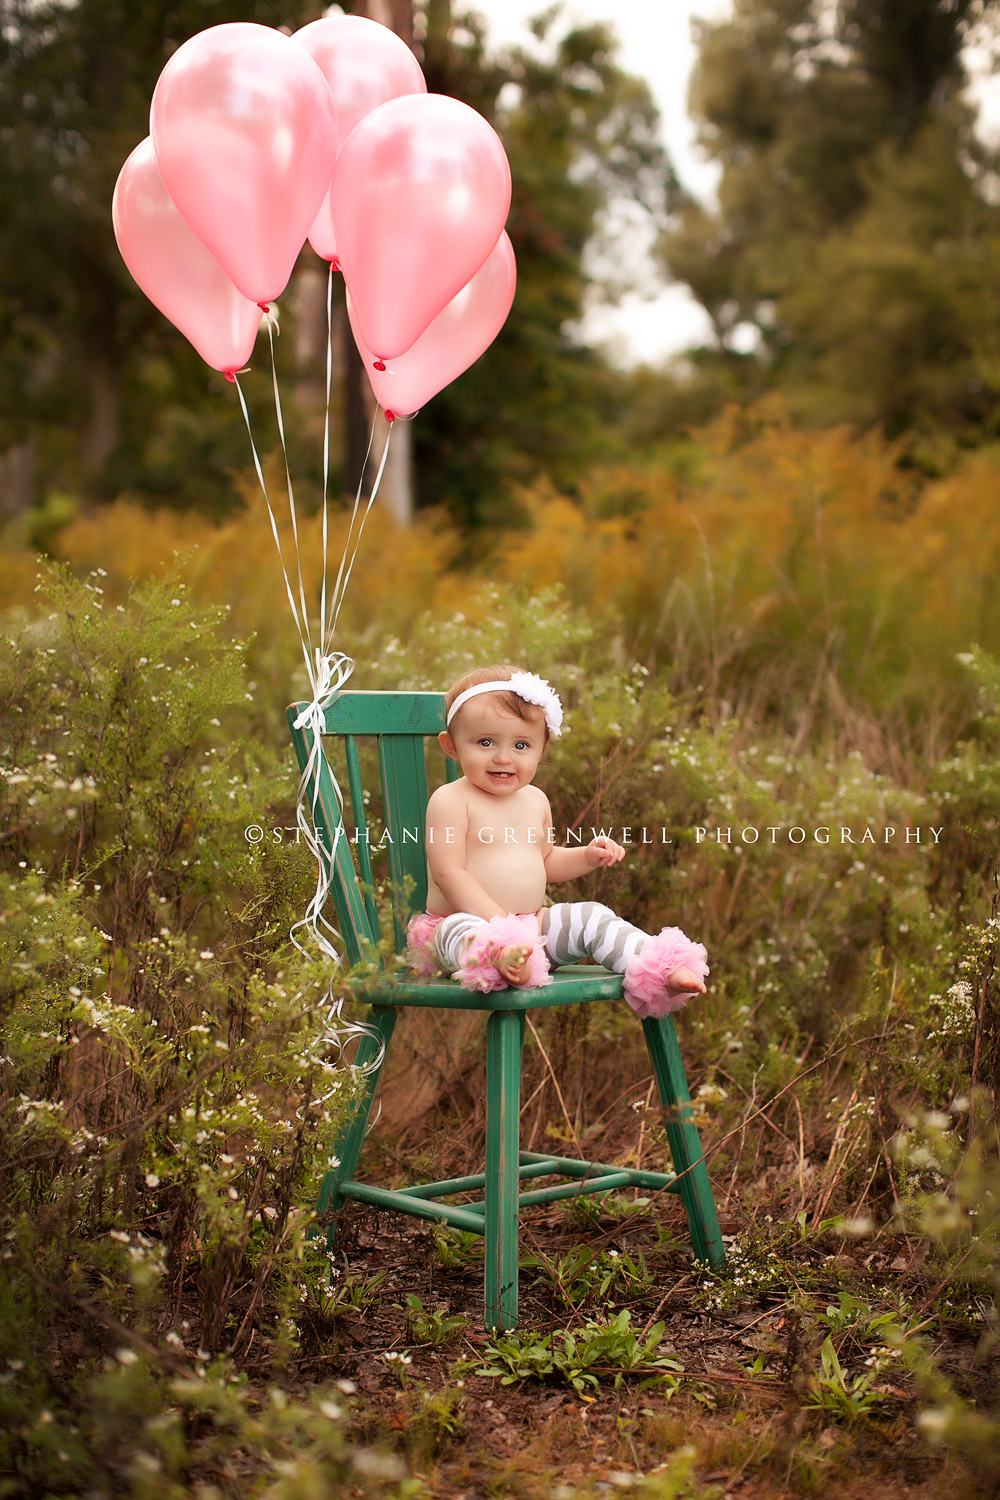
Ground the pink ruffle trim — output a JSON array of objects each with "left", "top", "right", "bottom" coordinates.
[
  {"left": 406, "top": 912, "right": 551, "bottom": 993},
  {"left": 457, "top": 913, "right": 551, "bottom": 994},
  {"left": 406, "top": 912, "right": 445, "bottom": 978},
  {"left": 624, "top": 927, "right": 709, "bottom": 1019}
]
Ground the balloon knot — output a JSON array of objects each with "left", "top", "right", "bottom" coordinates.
[
  {"left": 224, "top": 371, "right": 236, "bottom": 383},
  {"left": 330, "top": 257, "right": 341, "bottom": 273},
  {"left": 384, "top": 410, "right": 396, "bottom": 423},
  {"left": 257, "top": 302, "right": 270, "bottom": 313},
  {"left": 373, "top": 359, "right": 386, "bottom": 372}
]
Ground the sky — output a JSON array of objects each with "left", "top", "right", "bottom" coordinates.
[{"left": 470, "top": 0, "right": 727, "bottom": 366}]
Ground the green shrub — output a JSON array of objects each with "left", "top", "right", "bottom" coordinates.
[{"left": 0, "top": 565, "right": 370, "bottom": 1495}]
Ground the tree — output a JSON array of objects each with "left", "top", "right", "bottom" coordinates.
[
  {"left": 412, "top": 3, "right": 678, "bottom": 526},
  {"left": 656, "top": 0, "right": 1000, "bottom": 458},
  {"left": 0, "top": 0, "right": 320, "bottom": 517}
]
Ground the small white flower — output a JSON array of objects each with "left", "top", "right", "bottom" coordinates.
[{"left": 916, "top": 1408, "right": 950, "bottom": 1437}]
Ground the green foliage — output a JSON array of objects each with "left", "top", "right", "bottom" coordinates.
[
  {"left": 301, "top": 1251, "right": 388, "bottom": 1320},
  {"left": 400, "top": 1293, "right": 469, "bottom": 1346},
  {"left": 521, "top": 1244, "right": 653, "bottom": 1309},
  {"left": 656, "top": 0, "right": 1000, "bottom": 459},
  {"left": 802, "top": 1336, "right": 894, "bottom": 1424},
  {"left": 0, "top": 1346, "right": 406, "bottom": 1500},
  {"left": 473, "top": 1311, "right": 683, "bottom": 1396},
  {"left": 0, "top": 563, "right": 362, "bottom": 1496},
  {"left": 817, "top": 1290, "right": 934, "bottom": 1350},
  {"left": 416, "top": 5, "right": 674, "bottom": 523},
  {"left": 405, "top": 1380, "right": 465, "bottom": 1459},
  {"left": 433, "top": 1224, "right": 482, "bottom": 1268}
]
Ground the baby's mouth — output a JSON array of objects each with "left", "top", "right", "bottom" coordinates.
[{"left": 488, "top": 770, "right": 515, "bottom": 781}]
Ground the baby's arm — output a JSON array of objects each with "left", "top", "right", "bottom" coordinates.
[
  {"left": 542, "top": 796, "right": 626, "bottom": 883},
  {"left": 426, "top": 782, "right": 507, "bottom": 921}
]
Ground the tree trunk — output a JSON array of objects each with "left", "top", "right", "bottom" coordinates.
[
  {"left": 0, "top": 441, "right": 34, "bottom": 520},
  {"left": 80, "top": 357, "right": 121, "bottom": 481},
  {"left": 359, "top": 0, "right": 412, "bottom": 46}
]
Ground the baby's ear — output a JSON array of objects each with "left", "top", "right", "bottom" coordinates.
[{"left": 438, "top": 729, "right": 459, "bottom": 761}]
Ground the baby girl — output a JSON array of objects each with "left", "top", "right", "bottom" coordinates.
[{"left": 406, "top": 665, "right": 709, "bottom": 1018}]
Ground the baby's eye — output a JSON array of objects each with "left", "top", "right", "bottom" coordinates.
[
  {"left": 514, "top": 741, "right": 529, "bottom": 751},
  {"left": 478, "top": 737, "right": 494, "bottom": 747}
]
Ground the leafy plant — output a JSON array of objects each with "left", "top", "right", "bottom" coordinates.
[
  {"left": 522, "top": 1244, "right": 653, "bottom": 1309},
  {"left": 400, "top": 1294, "right": 468, "bottom": 1347},
  {"left": 303, "top": 1258, "right": 388, "bottom": 1321},
  {"left": 818, "top": 1291, "right": 933, "bottom": 1347},
  {"left": 433, "top": 1225, "right": 482, "bottom": 1269},
  {"left": 803, "top": 1336, "right": 894, "bottom": 1424},
  {"left": 474, "top": 1312, "right": 683, "bottom": 1396},
  {"left": 407, "top": 1383, "right": 466, "bottom": 1459},
  {"left": 0, "top": 565, "right": 359, "bottom": 1480}
]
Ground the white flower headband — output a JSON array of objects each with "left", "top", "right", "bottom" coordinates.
[{"left": 446, "top": 671, "right": 564, "bottom": 738}]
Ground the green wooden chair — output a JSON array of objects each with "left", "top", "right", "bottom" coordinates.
[{"left": 288, "top": 690, "right": 725, "bottom": 1330}]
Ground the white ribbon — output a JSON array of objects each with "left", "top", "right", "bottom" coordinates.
[{"left": 233, "top": 319, "right": 396, "bottom": 1093}]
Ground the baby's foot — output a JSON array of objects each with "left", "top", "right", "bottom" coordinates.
[
  {"left": 666, "top": 963, "right": 708, "bottom": 1002},
  {"left": 492, "top": 942, "right": 533, "bottom": 986}
]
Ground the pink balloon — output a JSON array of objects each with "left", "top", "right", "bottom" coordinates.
[
  {"left": 113, "top": 138, "right": 262, "bottom": 374},
  {"left": 150, "top": 23, "right": 338, "bottom": 304},
  {"left": 349, "top": 232, "right": 516, "bottom": 417},
  {"left": 291, "top": 15, "right": 426, "bottom": 263},
  {"left": 332, "top": 93, "right": 511, "bottom": 360}
]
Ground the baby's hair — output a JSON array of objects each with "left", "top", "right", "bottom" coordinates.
[{"left": 445, "top": 664, "right": 549, "bottom": 737}]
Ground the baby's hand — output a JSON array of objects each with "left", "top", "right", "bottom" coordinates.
[{"left": 585, "top": 834, "right": 626, "bottom": 869}]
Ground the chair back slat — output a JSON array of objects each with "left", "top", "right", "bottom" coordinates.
[
  {"left": 322, "top": 691, "right": 445, "bottom": 737},
  {"left": 378, "top": 734, "right": 430, "bottom": 949},
  {"left": 344, "top": 734, "right": 381, "bottom": 943},
  {"left": 289, "top": 692, "right": 448, "bottom": 961},
  {"left": 286, "top": 709, "right": 376, "bottom": 967}
]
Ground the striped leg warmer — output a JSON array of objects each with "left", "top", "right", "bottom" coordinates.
[{"left": 539, "top": 901, "right": 709, "bottom": 1019}]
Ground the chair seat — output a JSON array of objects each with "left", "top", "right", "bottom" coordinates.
[{"left": 356, "top": 963, "right": 624, "bottom": 1010}]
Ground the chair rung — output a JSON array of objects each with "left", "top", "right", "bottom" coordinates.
[
  {"left": 519, "top": 1149, "right": 678, "bottom": 1192},
  {"left": 461, "top": 1170, "right": 634, "bottom": 1216},
  {"left": 339, "top": 1181, "right": 484, "bottom": 1233},
  {"left": 338, "top": 1154, "right": 678, "bottom": 1237},
  {"left": 394, "top": 1159, "right": 560, "bottom": 1201},
  {"left": 517, "top": 1171, "right": 632, "bottom": 1208}
]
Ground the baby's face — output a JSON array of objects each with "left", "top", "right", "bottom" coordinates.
[{"left": 443, "top": 697, "right": 546, "bottom": 797}]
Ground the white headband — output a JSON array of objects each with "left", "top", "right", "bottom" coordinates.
[{"left": 446, "top": 671, "right": 563, "bottom": 738}]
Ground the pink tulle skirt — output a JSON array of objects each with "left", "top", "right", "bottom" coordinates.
[{"left": 406, "top": 911, "right": 551, "bottom": 993}]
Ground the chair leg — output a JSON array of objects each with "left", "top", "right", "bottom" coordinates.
[
  {"left": 315, "top": 1005, "right": 397, "bottom": 1249},
  {"left": 642, "top": 1015, "right": 726, "bottom": 1269},
  {"left": 484, "top": 1009, "right": 524, "bottom": 1331}
]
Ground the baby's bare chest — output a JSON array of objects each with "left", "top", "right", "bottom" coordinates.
[{"left": 461, "top": 790, "right": 551, "bottom": 852}]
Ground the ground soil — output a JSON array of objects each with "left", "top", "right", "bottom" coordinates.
[{"left": 263, "top": 1190, "right": 992, "bottom": 1500}]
